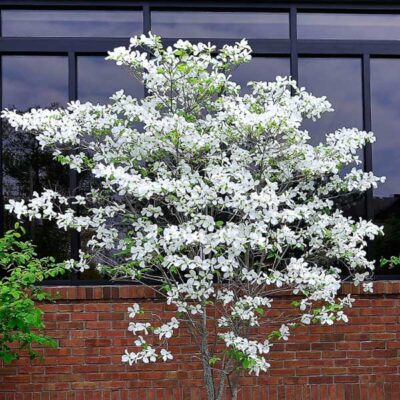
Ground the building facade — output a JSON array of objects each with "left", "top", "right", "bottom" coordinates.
[
  {"left": 1, "top": 1, "right": 400, "bottom": 281},
  {"left": 1, "top": 1, "right": 400, "bottom": 399}
]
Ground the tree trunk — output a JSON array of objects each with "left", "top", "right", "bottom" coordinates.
[
  {"left": 201, "top": 308, "right": 215, "bottom": 400},
  {"left": 229, "top": 372, "right": 239, "bottom": 400},
  {"left": 215, "top": 371, "right": 226, "bottom": 400}
]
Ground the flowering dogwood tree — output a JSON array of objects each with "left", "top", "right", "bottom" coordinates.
[{"left": 3, "top": 34, "right": 384, "bottom": 399}]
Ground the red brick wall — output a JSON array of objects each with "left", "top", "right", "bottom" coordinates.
[{"left": 1, "top": 282, "right": 400, "bottom": 400}]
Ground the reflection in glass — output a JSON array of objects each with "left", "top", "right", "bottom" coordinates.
[
  {"left": 299, "top": 58, "right": 364, "bottom": 218},
  {"left": 298, "top": 13, "right": 400, "bottom": 40},
  {"left": 3, "top": 56, "right": 68, "bottom": 110},
  {"left": 78, "top": 56, "right": 145, "bottom": 279},
  {"left": 152, "top": 11, "right": 289, "bottom": 38},
  {"left": 299, "top": 58, "right": 362, "bottom": 145},
  {"left": 232, "top": 57, "right": 290, "bottom": 93},
  {"left": 2, "top": 56, "right": 70, "bottom": 260},
  {"left": 78, "top": 56, "right": 144, "bottom": 104},
  {"left": 2, "top": 10, "right": 142, "bottom": 37},
  {"left": 371, "top": 59, "right": 400, "bottom": 271}
]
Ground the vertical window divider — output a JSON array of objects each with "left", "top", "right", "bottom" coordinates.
[
  {"left": 68, "top": 51, "right": 80, "bottom": 281},
  {"left": 143, "top": 3, "right": 151, "bottom": 35},
  {"left": 0, "top": 55, "right": 3, "bottom": 237},
  {"left": 0, "top": 8, "right": 4, "bottom": 236},
  {"left": 362, "top": 53, "right": 374, "bottom": 221},
  {"left": 289, "top": 6, "right": 298, "bottom": 85},
  {"left": 143, "top": 3, "right": 151, "bottom": 99}
]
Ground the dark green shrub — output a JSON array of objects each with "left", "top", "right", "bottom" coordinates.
[{"left": 0, "top": 224, "right": 65, "bottom": 364}]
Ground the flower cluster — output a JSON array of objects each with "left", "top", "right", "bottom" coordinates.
[{"left": 2, "top": 33, "right": 384, "bottom": 380}]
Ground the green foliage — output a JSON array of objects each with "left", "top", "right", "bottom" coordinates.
[
  {"left": 381, "top": 256, "right": 400, "bottom": 268},
  {"left": 208, "top": 356, "right": 221, "bottom": 366},
  {"left": 226, "top": 348, "right": 256, "bottom": 369},
  {"left": 0, "top": 224, "right": 65, "bottom": 364}
]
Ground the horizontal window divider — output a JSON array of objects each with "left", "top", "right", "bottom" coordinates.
[
  {"left": 0, "top": 2, "right": 146, "bottom": 8},
  {"left": 150, "top": 5, "right": 290, "bottom": 11},
  {"left": 0, "top": 38, "right": 291, "bottom": 55},
  {"left": 0, "top": 37, "right": 131, "bottom": 52},
  {"left": 298, "top": 40, "right": 400, "bottom": 55},
  {"left": 296, "top": 4, "right": 400, "bottom": 11},
  {"left": 1, "top": 1, "right": 400, "bottom": 12},
  {"left": 40, "top": 279, "right": 138, "bottom": 286},
  {"left": 39, "top": 274, "right": 400, "bottom": 287},
  {"left": 161, "top": 38, "right": 291, "bottom": 53}
]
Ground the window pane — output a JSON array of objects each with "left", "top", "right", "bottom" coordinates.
[
  {"left": 3, "top": 56, "right": 68, "bottom": 109},
  {"left": 371, "top": 59, "right": 400, "bottom": 271},
  {"left": 298, "top": 13, "right": 400, "bottom": 40},
  {"left": 152, "top": 11, "right": 289, "bottom": 38},
  {"left": 299, "top": 57, "right": 364, "bottom": 217},
  {"left": 78, "top": 56, "right": 144, "bottom": 280},
  {"left": 232, "top": 57, "right": 290, "bottom": 93},
  {"left": 2, "top": 56, "right": 70, "bottom": 260},
  {"left": 78, "top": 56, "right": 144, "bottom": 104},
  {"left": 299, "top": 58, "right": 362, "bottom": 145},
  {"left": 2, "top": 10, "right": 142, "bottom": 37}
]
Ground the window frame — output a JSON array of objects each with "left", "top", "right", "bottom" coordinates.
[{"left": 1, "top": 0, "right": 399, "bottom": 283}]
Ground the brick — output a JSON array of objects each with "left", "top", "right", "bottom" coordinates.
[
  {"left": 84, "top": 304, "right": 111, "bottom": 312},
  {"left": 308, "top": 376, "right": 334, "bottom": 385},
  {"left": 2, "top": 285, "right": 400, "bottom": 399},
  {"left": 71, "top": 313, "right": 98, "bottom": 321}
]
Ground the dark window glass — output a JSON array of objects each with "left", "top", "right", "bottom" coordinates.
[
  {"left": 152, "top": 11, "right": 289, "bottom": 38},
  {"left": 299, "top": 57, "right": 364, "bottom": 217},
  {"left": 77, "top": 56, "right": 143, "bottom": 280},
  {"left": 78, "top": 56, "right": 144, "bottom": 104},
  {"left": 2, "top": 10, "right": 142, "bottom": 37},
  {"left": 232, "top": 57, "right": 290, "bottom": 93},
  {"left": 2, "top": 56, "right": 70, "bottom": 260},
  {"left": 3, "top": 56, "right": 68, "bottom": 109},
  {"left": 371, "top": 59, "right": 400, "bottom": 271},
  {"left": 298, "top": 13, "right": 400, "bottom": 40},
  {"left": 299, "top": 58, "right": 362, "bottom": 145}
]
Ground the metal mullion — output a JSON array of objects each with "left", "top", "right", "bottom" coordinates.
[
  {"left": 68, "top": 52, "right": 80, "bottom": 282},
  {"left": 160, "top": 38, "right": 290, "bottom": 54},
  {"left": 0, "top": 56, "right": 3, "bottom": 237},
  {"left": 362, "top": 54, "right": 374, "bottom": 221},
  {"left": 1, "top": 1, "right": 400, "bottom": 12},
  {"left": 0, "top": 38, "right": 290, "bottom": 54},
  {"left": 296, "top": 4, "right": 400, "bottom": 12},
  {"left": 133, "top": 2, "right": 400, "bottom": 12},
  {"left": 0, "top": 8, "right": 3, "bottom": 236},
  {"left": 143, "top": 3, "right": 151, "bottom": 34},
  {"left": 0, "top": 37, "right": 132, "bottom": 53},
  {"left": 5, "top": 38, "right": 400, "bottom": 57},
  {"left": 290, "top": 6, "right": 298, "bottom": 83},
  {"left": 0, "top": 1, "right": 147, "bottom": 8},
  {"left": 143, "top": 3, "right": 150, "bottom": 99},
  {"left": 298, "top": 40, "right": 400, "bottom": 56}
]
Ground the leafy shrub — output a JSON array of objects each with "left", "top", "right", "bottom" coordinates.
[{"left": 0, "top": 224, "right": 65, "bottom": 364}]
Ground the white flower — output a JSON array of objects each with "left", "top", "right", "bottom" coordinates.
[
  {"left": 279, "top": 324, "right": 290, "bottom": 341},
  {"left": 2, "top": 33, "right": 384, "bottom": 380},
  {"left": 154, "top": 317, "right": 179, "bottom": 340},
  {"left": 128, "top": 303, "right": 140, "bottom": 319},
  {"left": 363, "top": 282, "right": 374, "bottom": 293},
  {"left": 134, "top": 336, "right": 146, "bottom": 347},
  {"left": 128, "top": 322, "right": 151, "bottom": 335},
  {"left": 336, "top": 311, "right": 349, "bottom": 323},
  {"left": 301, "top": 314, "right": 312, "bottom": 325},
  {"left": 160, "top": 349, "right": 173, "bottom": 362}
]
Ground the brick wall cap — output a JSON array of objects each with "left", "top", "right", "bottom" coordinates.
[{"left": 42, "top": 281, "right": 400, "bottom": 301}]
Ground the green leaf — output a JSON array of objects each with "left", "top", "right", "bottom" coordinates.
[
  {"left": 209, "top": 356, "right": 221, "bottom": 366},
  {"left": 0, "top": 227, "right": 65, "bottom": 364}
]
